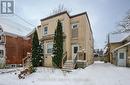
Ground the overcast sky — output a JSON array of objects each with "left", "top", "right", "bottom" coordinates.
[{"left": 14, "top": 0, "right": 130, "bottom": 49}]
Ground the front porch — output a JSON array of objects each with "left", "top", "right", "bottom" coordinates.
[{"left": 62, "top": 51, "right": 88, "bottom": 71}]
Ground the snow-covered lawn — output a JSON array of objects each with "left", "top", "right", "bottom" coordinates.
[{"left": 0, "top": 61, "right": 130, "bottom": 85}]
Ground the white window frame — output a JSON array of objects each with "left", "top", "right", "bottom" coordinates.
[
  {"left": 72, "top": 23, "right": 78, "bottom": 29},
  {"left": 46, "top": 43, "right": 53, "bottom": 54},
  {"left": 43, "top": 26, "right": 48, "bottom": 35}
]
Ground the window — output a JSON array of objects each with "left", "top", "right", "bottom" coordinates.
[
  {"left": 0, "top": 50, "right": 4, "bottom": 58},
  {"left": 44, "top": 27, "right": 48, "bottom": 35},
  {"left": 47, "top": 43, "right": 53, "bottom": 53},
  {"left": 119, "top": 53, "right": 124, "bottom": 59},
  {"left": 72, "top": 23, "right": 78, "bottom": 29}
]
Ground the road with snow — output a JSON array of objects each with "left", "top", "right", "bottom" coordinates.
[{"left": 0, "top": 61, "right": 130, "bottom": 85}]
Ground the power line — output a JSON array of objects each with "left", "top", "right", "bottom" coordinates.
[{"left": 14, "top": 13, "right": 36, "bottom": 27}]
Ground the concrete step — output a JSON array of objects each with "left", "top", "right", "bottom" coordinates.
[
  {"left": 62, "top": 68, "right": 73, "bottom": 72},
  {"left": 63, "top": 64, "right": 73, "bottom": 67},
  {"left": 62, "top": 60, "right": 75, "bottom": 72},
  {"left": 62, "top": 66, "right": 73, "bottom": 68}
]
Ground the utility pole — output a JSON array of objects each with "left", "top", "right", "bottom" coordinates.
[{"left": 107, "top": 33, "right": 111, "bottom": 62}]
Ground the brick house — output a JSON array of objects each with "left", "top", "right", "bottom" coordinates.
[{"left": 0, "top": 25, "right": 32, "bottom": 68}]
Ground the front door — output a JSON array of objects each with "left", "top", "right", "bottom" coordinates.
[
  {"left": 72, "top": 44, "right": 79, "bottom": 60},
  {"left": 117, "top": 49, "right": 126, "bottom": 67}
]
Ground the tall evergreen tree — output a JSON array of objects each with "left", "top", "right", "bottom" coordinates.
[
  {"left": 53, "top": 20, "right": 63, "bottom": 68},
  {"left": 32, "top": 29, "right": 43, "bottom": 67}
]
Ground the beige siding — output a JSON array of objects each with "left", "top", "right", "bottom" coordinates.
[{"left": 37, "top": 12, "right": 94, "bottom": 67}]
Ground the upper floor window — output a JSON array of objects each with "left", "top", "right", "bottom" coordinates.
[
  {"left": 47, "top": 43, "right": 53, "bottom": 53},
  {"left": 0, "top": 50, "right": 4, "bottom": 58},
  {"left": 72, "top": 23, "right": 78, "bottom": 29},
  {"left": 44, "top": 26, "right": 48, "bottom": 35}
]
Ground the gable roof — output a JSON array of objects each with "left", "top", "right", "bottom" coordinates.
[{"left": 110, "top": 32, "right": 130, "bottom": 43}]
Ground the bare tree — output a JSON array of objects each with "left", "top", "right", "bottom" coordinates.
[
  {"left": 50, "top": 4, "right": 71, "bottom": 15},
  {"left": 114, "top": 10, "right": 130, "bottom": 34},
  {"left": 119, "top": 10, "right": 130, "bottom": 28}
]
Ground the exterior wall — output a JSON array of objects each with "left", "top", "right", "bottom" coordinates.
[
  {"left": 110, "top": 43, "right": 122, "bottom": 64},
  {"left": 44, "top": 54, "right": 52, "bottom": 67},
  {"left": 71, "top": 14, "right": 94, "bottom": 65},
  {"left": 127, "top": 45, "right": 130, "bottom": 66},
  {"left": 38, "top": 14, "right": 71, "bottom": 67},
  {"left": 5, "top": 35, "right": 32, "bottom": 66}
]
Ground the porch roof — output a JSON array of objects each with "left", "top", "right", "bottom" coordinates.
[{"left": 111, "top": 42, "right": 130, "bottom": 53}]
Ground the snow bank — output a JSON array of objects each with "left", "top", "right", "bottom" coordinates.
[{"left": 0, "top": 61, "right": 130, "bottom": 85}]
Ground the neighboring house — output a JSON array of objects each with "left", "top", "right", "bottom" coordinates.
[
  {"left": 0, "top": 25, "right": 32, "bottom": 68},
  {"left": 104, "top": 32, "right": 130, "bottom": 67},
  {"left": 94, "top": 49, "right": 104, "bottom": 61},
  {"left": 0, "top": 26, "right": 6, "bottom": 68},
  {"left": 37, "top": 11, "right": 94, "bottom": 68},
  {"left": 94, "top": 49, "right": 103, "bottom": 57}
]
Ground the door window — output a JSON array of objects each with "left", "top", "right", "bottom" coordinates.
[
  {"left": 74, "top": 47, "right": 78, "bottom": 53},
  {"left": 119, "top": 53, "right": 124, "bottom": 59}
]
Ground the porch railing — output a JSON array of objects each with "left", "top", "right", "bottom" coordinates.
[
  {"left": 73, "top": 52, "right": 79, "bottom": 68},
  {"left": 61, "top": 52, "right": 67, "bottom": 68},
  {"left": 22, "top": 52, "right": 32, "bottom": 68}
]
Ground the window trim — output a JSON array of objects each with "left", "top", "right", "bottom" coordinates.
[
  {"left": 72, "top": 23, "right": 78, "bottom": 29},
  {"left": 119, "top": 52, "right": 124, "bottom": 59},
  {"left": 43, "top": 26, "right": 48, "bottom": 35}
]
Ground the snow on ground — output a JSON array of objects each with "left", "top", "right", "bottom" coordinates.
[{"left": 0, "top": 61, "right": 130, "bottom": 85}]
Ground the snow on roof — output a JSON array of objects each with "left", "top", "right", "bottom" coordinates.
[
  {"left": 0, "top": 15, "right": 34, "bottom": 36},
  {"left": 110, "top": 32, "right": 130, "bottom": 43}
]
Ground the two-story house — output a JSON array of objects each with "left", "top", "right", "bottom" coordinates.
[{"left": 37, "top": 11, "right": 94, "bottom": 69}]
